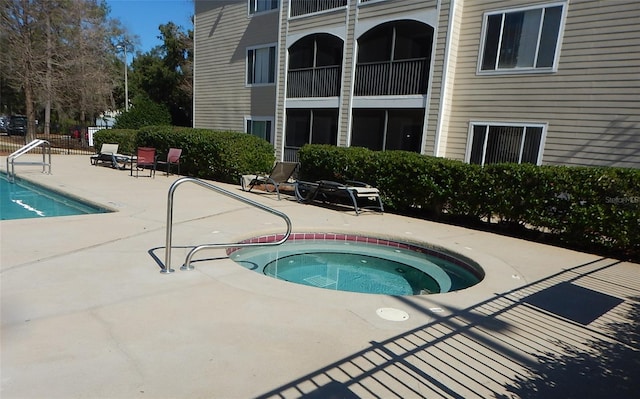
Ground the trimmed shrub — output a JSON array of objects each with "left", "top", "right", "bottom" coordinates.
[
  {"left": 113, "top": 97, "right": 172, "bottom": 129},
  {"left": 135, "top": 126, "right": 275, "bottom": 183},
  {"left": 298, "top": 144, "right": 640, "bottom": 259}
]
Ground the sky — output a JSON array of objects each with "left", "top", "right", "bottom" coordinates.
[{"left": 106, "top": 0, "right": 194, "bottom": 57}]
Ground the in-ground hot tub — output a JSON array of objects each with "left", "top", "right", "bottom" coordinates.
[{"left": 227, "top": 233, "right": 484, "bottom": 296}]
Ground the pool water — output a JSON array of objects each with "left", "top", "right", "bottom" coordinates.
[
  {"left": 229, "top": 237, "right": 483, "bottom": 296},
  {"left": 0, "top": 174, "right": 110, "bottom": 220}
]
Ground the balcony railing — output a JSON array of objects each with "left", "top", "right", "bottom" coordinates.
[
  {"left": 290, "top": 0, "right": 347, "bottom": 17},
  {"left": 287, "top": 66, "right": 341, "bottom": 98},
  {"left": 283, "top": 146, "right": 301, "bottom": 163},
  {"left": 354, "top": 58, "right": 428, "bottom": 96}
]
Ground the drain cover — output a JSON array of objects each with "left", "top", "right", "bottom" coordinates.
[{"left": 376, "top": 307, "right": 409, "bottom": 321}]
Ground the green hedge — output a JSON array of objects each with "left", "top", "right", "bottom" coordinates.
[
  {"left": 93, "top": 126, "right": 275, "bottom": 184},
  {"left": 135, "top": 126, "right": 275, "bottom": 183},
  {"left": 298, "top": 145, "right": 640, "bottom": 259}
]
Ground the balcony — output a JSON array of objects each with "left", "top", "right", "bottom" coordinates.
[
  {"left": 354, "top": 58, "right": 428, "bottom": 96},
  {"left": 290, "top": 0, "right": 347, "bottom": 17},
  {"left": 287, "top": 66, "right": 341, "bottom": 98}
]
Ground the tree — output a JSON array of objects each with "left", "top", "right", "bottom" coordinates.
[
  {"left": 1, "top": 0, "right": 129, "bottom": 139},
  {"left": 129, "top": 21, "right": 193, "bottom": 126},
  {"left": 1, "top": 0, "right": 48, "bottom": 141},
  {"left": 113, "top": 96, "right": 171, "bottom": 129}
]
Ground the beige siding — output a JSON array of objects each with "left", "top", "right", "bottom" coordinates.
[
  {"left": 444, "top": 0, "right": 640, "bottom": 167},
  {"left": 194, "top": 1, "right": 278, "bottom": 133}
]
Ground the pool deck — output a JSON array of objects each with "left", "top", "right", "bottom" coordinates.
[{"left": 1, "top": 155, "right": 638, "bottom": 398}]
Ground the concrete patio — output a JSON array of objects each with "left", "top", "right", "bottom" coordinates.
[{"left": 1, "top": 155, "right": 638, "bottom": 398}]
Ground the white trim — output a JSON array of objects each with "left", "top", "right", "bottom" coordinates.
[
  {"left": 354, "top": 8, "right": 437, "bottom": 38},
  {"left": 286, "top": 25, "right": 346, "bottom": 48},
  {"left": 433, "top": 0, "right": 453, "bottom": 157},
  {"left": 276, "top": 3, "right": 286, "bottom": 160},
  {"left": 285, "top": 98, "right": 340, "bottom": 108},
  {"left": 351, "top": 96, "right": 427, "bottom": 109},
  {"left": 345, "top": 4, "right": 359, "bottom": 148}
]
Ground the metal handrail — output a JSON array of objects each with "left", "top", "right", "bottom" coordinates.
[
  {"left": 163, "top": 177, "right": 293, "bottom": 273},
  {"left": 6, "top": 139, "right": 51, "bottom": 182}
]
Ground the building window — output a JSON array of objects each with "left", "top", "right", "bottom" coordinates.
[
  {"left": 247, "top": 45, "right": 276, "bottom": 85},
  {"left": 351, "top": 109, "right": 424, "bottom": 152},
  {"left": 246, "top": 117, "right": 273, "bottom": 143},
  {"left": 466, "top": 123, "right": 545, "bottom": 165},
  {"left": 285, "top": 109, "right": 338, "bottom": 148},
  {"left": 479, "top": 3, "right": 565, "bottom": 73},
  {"left": 249, "top": 0, "right": 278, "bottom": 14}
]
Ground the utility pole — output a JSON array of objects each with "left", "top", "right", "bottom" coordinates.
[{"left": 117, "top": 42, "right": 129, "bottom": 111}]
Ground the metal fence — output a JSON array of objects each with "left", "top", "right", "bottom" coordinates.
[{"left": 0, "top": 133, "right": 95, "bottom": 156}]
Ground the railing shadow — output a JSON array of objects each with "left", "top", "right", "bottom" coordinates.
[{"left": 254, "top": 257, "right": 639, "bottom": 398}]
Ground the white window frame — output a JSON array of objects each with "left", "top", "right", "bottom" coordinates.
[
  {"left": 477, "top": 2, "right": 567, "bottom": 75},
  {"left": 246, "top": 44, "right": 277, "bottom": 86},
  {"left": 245, "top": 116, "right": 275, "bottom": 144},
  {"left": 465, "top": 121, "right": 547, "bottom": 166},
  {"left": 248, "top": 0, "right": 279, "bottom": 16}
]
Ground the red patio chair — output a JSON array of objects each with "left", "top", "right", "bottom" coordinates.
[
  {"left": 131, "top": 147, "right": 156, "bottom": 178},
  {"left": 157, "top": 147, "right": 182, "bottom": 176}
]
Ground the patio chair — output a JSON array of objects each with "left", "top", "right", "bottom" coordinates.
[
  {"left": 131, "top": 147, "right": 157, "bottom": 178},
  {"left": 90, "top": 143, "right": 132, "bottom": 169},
  {"left": 295, "top": 180, "right": 384, "bottom": 215},
  {"left": 157, "top": 147, "right": 182, "bottom": 176},
  {"left": 240, "top": 161, "right": 299, "bottom": 200}
]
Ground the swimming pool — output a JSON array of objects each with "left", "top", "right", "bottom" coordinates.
[
  {"left": 228, "top": 233, "right": 484, "bottom": 296},
  {"left": 0, "top": 173, "right": 110, "bottom": 220}
]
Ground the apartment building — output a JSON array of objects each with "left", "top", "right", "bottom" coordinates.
[{"left": 193, "top": 0, "right": 640, "bottom": 168}]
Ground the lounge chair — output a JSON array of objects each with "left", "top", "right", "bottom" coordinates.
[
  {"left": 295, "top": 180, "right": 384, "bottom": 215},
  {"left": 90, "top": 143, "right": 132, "bottom": 169},
  {"left": 240, "top": 161, "right": 299, "bottom": 200},
  {"left": 157, "top": 147, "right": 182, "bottom": 176},
  {"left": 130, "top": 147, "right": 157, "bottom": 178}
]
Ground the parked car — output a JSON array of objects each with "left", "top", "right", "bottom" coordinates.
[
  {"left": 8, "top": 115, "right": 28, "bottom": 136},
  {"left": 0, "top": 115, "right": 8, "bottom": 133}
]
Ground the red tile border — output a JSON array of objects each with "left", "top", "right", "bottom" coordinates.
[{"left": 224, "top": 232, "right": 482, "bottom": 278}]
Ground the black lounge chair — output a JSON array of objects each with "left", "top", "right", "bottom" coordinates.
[
  {"left": 295, "top": 180, "right": 384, "bottom": 215},
  {"left": 90, "top": 143, "right": 132, "bottom": 170},
  {"left": 240, "top": 161, "right": 299, "bottom": 200}
]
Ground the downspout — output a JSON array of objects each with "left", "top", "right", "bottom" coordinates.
[{"left": 433, "top": 0, "right": 457, "bottom": 157}]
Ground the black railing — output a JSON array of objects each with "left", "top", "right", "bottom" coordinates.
[
  {"left": 290, "top": 0, "right": 347, "bottom": 17},
  {"left": 287, "top": 66, "right": 341, "bottom": 98},
  {"left": 0, "top": 134, "right": 95, "bottom": 156},
  {"left": 283, "top": 146, "right": 301, "bottom": 163},
  {"left": 354, "top": 58, "right": 428, "bottom": 96}
]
